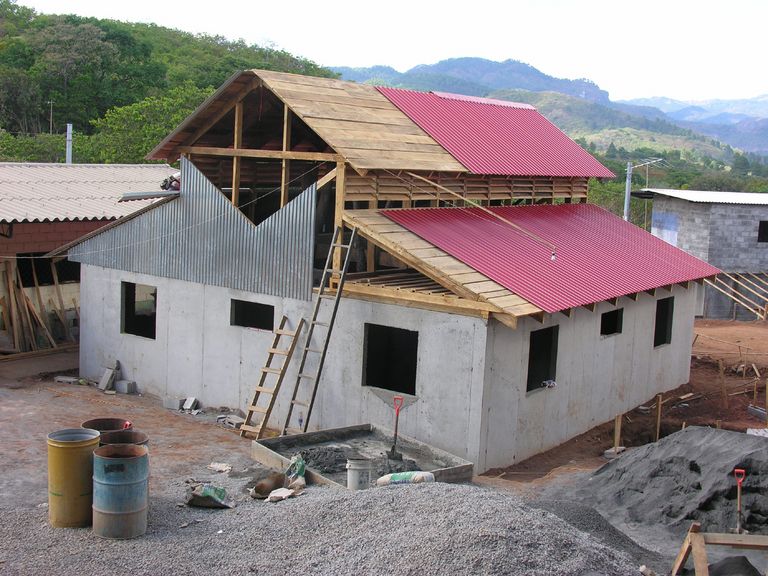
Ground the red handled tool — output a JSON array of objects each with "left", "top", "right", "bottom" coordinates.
[
  {"left": 387, "top": 396, "right": 404, "bottom": 461},
  {"left": 734, "top": 468, "right": 746, "bottom": 534}
]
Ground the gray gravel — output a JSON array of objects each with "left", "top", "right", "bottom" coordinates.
[{"left": 1, "top": 478, "right": 641, "bottom": 576}]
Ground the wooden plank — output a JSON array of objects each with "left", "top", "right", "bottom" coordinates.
[
  {"left": 4, "top": 261, "right": 20, "bottom": 351},
  {"left": 0, "top": 296, "right": 8, "bottom": 334},
  {"left": 689, "top": 533, "right": 710, "bottom": 575},
  {"left": 333, "top": 162, "right": 346, "bottom": 277},
  {"left": 486, "top": 294, "right": 531, "bottom": 308},
  {"left": 342, "top": 284, "right": 499, "bottom": 317},
  {"left": 30, "top": 259, "right": 50, "bottom": 334},
  {"left": 21, "top": 291, "right": 56, "bottom": 348},
  {"left": 15, "top": 267, "right": 36, "bottom": 351},
  {"left": 177, "top": 146, "right": 343, "bottom": 163},
  {"left": 280, "top": 105, "right": 291, "bottom": 207},
  {"left": 723, "top": 272, "right": 768, "bottom": 304},
  {"left": 702, "top": 531, "right": 768, "bottom": 550},
  {"left": 0, "top": 342, "right": 78, "bottom": 362},
  {"left": 50, "top": 261, "right": 73, "bottom": 342},
  {"left": 316, "top": 168, "right": 337, "bottom": 190},
  {"left": 231, "top": 101, "right": 243, "bottom": 207}
]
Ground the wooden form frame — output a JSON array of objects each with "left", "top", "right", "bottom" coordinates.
[{"left": 671, "top": 522, "right": 768, "bottom": 575}]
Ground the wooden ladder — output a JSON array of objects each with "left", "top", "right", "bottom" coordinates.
[
  {"left": 239, "top": 315, "right": 305, "bottom": 439},
  {"left": 281, "top": 226, "right": 357, "bottom": 435}
]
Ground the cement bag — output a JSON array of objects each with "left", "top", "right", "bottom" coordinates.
[{"left": 376, "top": 471, "right": 435, "bottom": 486}]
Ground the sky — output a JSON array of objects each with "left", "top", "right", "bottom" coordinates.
[{"left": 16, "top": 0, "right": 768, "bottom": 102}]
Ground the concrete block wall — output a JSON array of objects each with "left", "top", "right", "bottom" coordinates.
[
  {"left": 651, "top": 197, "right": 711, "bottom": 259},
  {"left": 708, "top": 204, "right": 768, "bottom": 271}
]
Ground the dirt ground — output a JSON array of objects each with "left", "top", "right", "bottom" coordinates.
[{"left": 479, "top": 319, "right": 768, "bottom": 492}]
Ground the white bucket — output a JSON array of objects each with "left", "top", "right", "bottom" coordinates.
[{"left": 346, "top": 458, "right": 373, "bottom": 491}]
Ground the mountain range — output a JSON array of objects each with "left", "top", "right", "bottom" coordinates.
[{"left": 333, "top": 58, "right": 768, "bottom": 156}]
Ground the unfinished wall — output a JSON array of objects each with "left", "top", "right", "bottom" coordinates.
[
  {"left": 79, "top": 264, "right": 488, "bottom": 465},
  {"left": 479, "top": 285, "right": 697, "bottom": 471},
  {"left": 651, "top": 197, "right": 711, "bottom": 260}
]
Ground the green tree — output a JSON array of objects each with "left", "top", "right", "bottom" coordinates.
[{"left": 89, "top": 82, "right": 213, "bottom": 163}]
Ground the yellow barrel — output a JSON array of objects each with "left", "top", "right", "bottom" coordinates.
[{"left": 47, "top": 428, "right": 100, "bottom": 527}]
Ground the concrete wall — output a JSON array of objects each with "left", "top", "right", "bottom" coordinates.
[
  {"left": 80, "top": 264, "right": 697, "bottom": 473},
  {"left": 479, "top": 285, "right": 697, "bottom": 471},
  {"left": 708, "top": 203, "right": 768, "bottom": 272},
  {"left": 79, "top": 264, "right": 488, "bottom": 465}
]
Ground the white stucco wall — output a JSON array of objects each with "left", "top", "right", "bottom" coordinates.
[{"left": 479, "top": 285, "right": 697, "bottom": 471}]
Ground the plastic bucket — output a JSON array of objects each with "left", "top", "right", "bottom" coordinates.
[
  {"left": 92, "top": 444, "right": 149, "bottom": 539},
  {"left": 47, "top": 428, "right": 101, "bottom": 527},
  {"left": 99, "top": 429, "right": 149, "bottom": 447},
  {"left": 81, "top": 418, "right": 132, "bottom": 435},
  {"left": 346, "top": 458, "right": 374, "bottom": 491}
]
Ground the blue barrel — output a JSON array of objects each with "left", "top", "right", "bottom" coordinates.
[{"left": 92, "top": 444, "right": 149, "bottom": 539}]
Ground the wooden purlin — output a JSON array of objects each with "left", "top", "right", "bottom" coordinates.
[{"left": 341, "top": 210, "right": 541, "bottom": 323}]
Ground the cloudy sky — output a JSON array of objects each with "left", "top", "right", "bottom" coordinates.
[{"left": 17, "top": 0, "right": 767, "bottom": 102}]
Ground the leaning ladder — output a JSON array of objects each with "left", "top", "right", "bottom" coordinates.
[
  {"left": 281, "top": 226, "right": 357, "bottom": 435},
  {"left": 240, "top": 315, "right": 305, "bottom": 439}
]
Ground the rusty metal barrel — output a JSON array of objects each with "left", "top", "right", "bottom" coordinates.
[
  {"left": 47, "top": 428, "right": 101, "bottom": 527},
  {"left": 99, "top": 429, "right": 148, "bottom": 447},
  {"left": 81, "top": 418, "right": 132, "bottom": 435},
  {"left": 92, "top": 444, "right": 149, "bottom": 539}
]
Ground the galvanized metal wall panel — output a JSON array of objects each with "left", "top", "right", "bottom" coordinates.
[{"left": 70, "top": 158, "right": 315, "bottom": 300}]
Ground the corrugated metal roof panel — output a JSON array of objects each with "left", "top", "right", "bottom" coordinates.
[
  {"left": 642, "top": 188, "right": 768, "bottom": 205},
  {"left": 0, "top": 163, "right": 176, "bottom": 222},
  {"left": 377, "top": 87, "right": 615, "bottom": 179},
  {"left": 381, "top": 204, "right": 719, "bottom": 313}
]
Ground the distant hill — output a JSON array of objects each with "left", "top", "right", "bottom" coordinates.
[
  {"left": 334, "top": 57, "right": 609, "bottom": 102},
  {"left": 335, "top": 57, "right": 768, "bottom": 156}
]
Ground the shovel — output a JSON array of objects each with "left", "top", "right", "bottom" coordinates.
[
  {"left": 734, "top": 468, "right": 746, "bottom": 534},
  {"left": 387, "top": 396, "right": 404, "bottom": 460}
]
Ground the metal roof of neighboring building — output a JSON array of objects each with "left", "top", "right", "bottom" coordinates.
[
  {"left": 0, "top": 163, "right": 176, "bottom": 223},
  {"left": 640, "top": 188, "right": 768, "bottom": 205},
  {"left": 377, "top": 87, "right": 615, "bottom": 179},
  {"left": 382, "top": 204, "right": 719, "bottom": 313}
]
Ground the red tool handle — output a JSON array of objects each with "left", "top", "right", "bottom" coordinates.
[
  {"left": 734, "top": 468, "right": 746, "bottom": 485},
  {"left": 393, "top": 396, "right": 403, "bottom": 416},
  {"left": 123, "top": 420, "right": 132, "bottom": 430}
]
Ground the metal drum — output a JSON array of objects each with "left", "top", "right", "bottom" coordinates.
[
  {"left": 47, "top": 428, "right": 101, "bottom": 527},
  {"left": 99, "top": 429, "right": 148, "bottom": 447},
  {"left": 92, "top": 444, "right": 149, "bottom": 539},
  {"left": 81, "top": 418, "right": 132, "bottom": 435}
]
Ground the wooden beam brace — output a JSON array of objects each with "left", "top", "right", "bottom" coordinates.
[
  {"left": 333, "top": 162, "right": 346, "bottom": 278},
  {"left": 582, "top": 302, "right": 596, "bottom": 312},
  {"left": 316, "top": 168, "right": 337, "bottom": 190},
  {"left": 723, "top": 272, "right": 768, "bottom": 304},
  {"left": 231, "top": 101, "right": 243, "bottom": 207},
  {"left": 177, "top": 146, "right": 344, "bottom": 163}
]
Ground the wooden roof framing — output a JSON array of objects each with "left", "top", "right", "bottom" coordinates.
[
  {"left": 149, "top": 69, "right": 466, "bottom": 175},
  {"left": 342, "top": 210, "right": 543, "bottom": 327}
]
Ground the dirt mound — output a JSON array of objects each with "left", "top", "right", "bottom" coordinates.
[{"left": 572, "top": 426, "right": 768, "bottom": 534}]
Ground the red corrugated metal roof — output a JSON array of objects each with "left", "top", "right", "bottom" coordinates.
[
  {"left": 377, "top": 87, "right": 615, "bottom": 179},
  {"left": 381, "top": 204, "right": 719, "bottom": 313}
]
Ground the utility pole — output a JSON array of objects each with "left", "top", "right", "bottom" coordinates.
[
  {"left": 47, "top": 100, "right": 54, "bottom": 134},
  {"left": 623, "top": 158, "right": 664, "bottom": 222}
]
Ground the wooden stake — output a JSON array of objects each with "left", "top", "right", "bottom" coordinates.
[
  {"left": 655, "top": 393, "right": 663, "bottom": 442},
  {"left": 22, "top": 291, "right": 56, "bottom": 348},
  {"left": 50, "top": 260, "right": 72, "bottom": 342},
  {"left": 613, "top": 414, "right": 622, "bottom": 451},
  {"left": 718, "top": 359, "right": 729, "bottom": 409}
]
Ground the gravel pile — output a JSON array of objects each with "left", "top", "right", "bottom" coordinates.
[
  {"left": 1, "top": 480, "right": 640, "bottom": 575},
  {"left": 567, "top": 426, "right": 768, "bottom": 534}
]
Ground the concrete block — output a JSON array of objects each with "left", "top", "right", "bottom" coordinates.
[
  {"left": 115, "top": 379, "right": 137, "bottom": 394},
  {"left": 163, "top": 396, "right": 184, "bottom": 410},
  {"left": 98, "top": 368, "right": 117, "bottom": 391},
  {"left": 54, "top": 376, "right": 80, "bottom": 384},
  {"left": 183, "top": 397, "right": 198, "bottom": 410}
]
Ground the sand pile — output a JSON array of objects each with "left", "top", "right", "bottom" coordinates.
[{"left": 571, "top": 426, "right": 768, "bottom": 534}]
